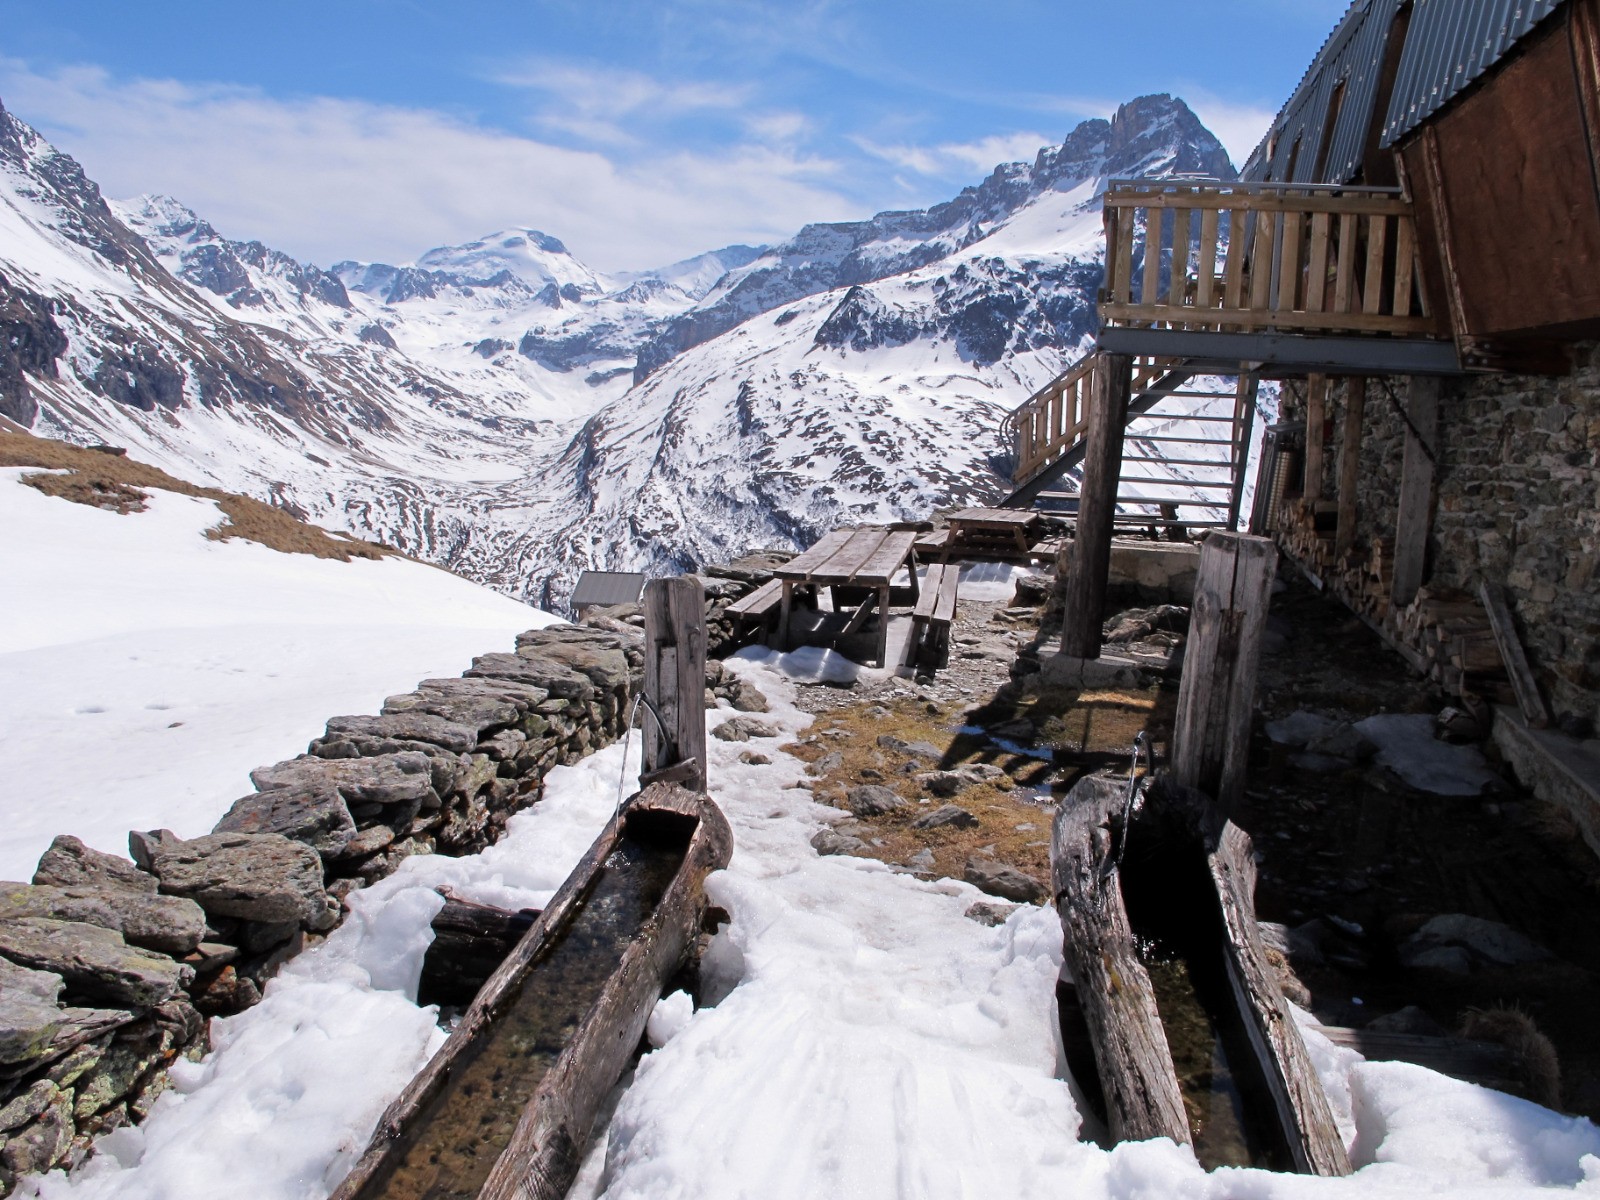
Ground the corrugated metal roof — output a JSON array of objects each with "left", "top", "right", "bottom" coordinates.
[
  {"left": 570, "top": 570, "right": 647, "bottom": 610},
  {"left": 1380, "top": 0, "right": 1567, "bottom": 146},
  {"left": 1242, "top": 0, "right": 1405, "bottom": 185}
]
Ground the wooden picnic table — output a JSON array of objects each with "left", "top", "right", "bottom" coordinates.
[
  {"left": 772, "top": 528, "right": 920, "bottom": 667},
  {"left": 943, "top": 508, "right": 1043, "bottom": 558}
]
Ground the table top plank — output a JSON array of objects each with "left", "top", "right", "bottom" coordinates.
[
  {"left": 776, "top": 529, "right": 855, "bottom": 580},
  {"left": 775, "top": 528, "right": 916, "bottom": 586},
  {"left": 812, "top": 528, "right": 890, "bottom": 581},
  {"left": 853, "top": 530, "right": 918, "bottom": 585},
  {"left": 946, "top": 507, "right": 1041, "bottom": 528}
]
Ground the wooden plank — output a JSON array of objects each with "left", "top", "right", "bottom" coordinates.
[
  {"left": 1333, "top": 211, "right": 1358, "bottom": 313},
  {"left": 1170, "top": 532, "right": 1276, "bottom": 814},
  {"left": 1103, "top": 205, "right": 1123, "bottom": 301},
  {"left": 1391, "top": 376, "right": 1439, "bottom": 607},
  {"left": 1061, "top": 354, "right": 1132, "bottom": 659},
  {"left": 1103, "top": 192, "right": 1413, "bottom": 216},
  {"left": 1479, "top": 581, "right": 1551, "bottom": 728},
  {"left": 1248, "top": 210, "right": 1276, "bottom": 312},
  {"left": 1303, "top": 374, "right": 1328, "bottom": 505},
  {"left": 947, "top": 507, "right": 1038, "bottom": 526},
  {"left": 1050, "top": 774, "right": 1190, "bottom": 1147},
  {"left": 1098, "top": 303, "right": 1441, "bottom": 335},
  {"left": 912, "top": 564, "right": 948, "bottom": 620},
  {"left": 1114, "top": 203, "right": 1137, "bottom": 305},
  {"left": 875, "top": 585, "right": 892, "bottom": 668},
  {"left": 1196, "top": 207, "right": 1221, "bottom": 312},
  {"left": 775, "top": 529, "right": 854, "bottom": 580},
  {"left": 1335, "top": 378, "right": 1365, "bottom": 557},
  {"left": 642, "top": 576, "right": 708, "bottom": 793},
  {"left": 1277, "top": 211, "right": 1304, "bottom": 312},
  {"left": 1304, "top": 211, "right": 1331, "bottom": 314},
  {"left": 852, "top": 530, "right": 918, "bottom": 586},
  {"left": 931, "top": 566, "right": 960, "bottom": 625},
  {"left": 725, "top": 578, "right": 783, "bottom": 618},
  {"left": 811, "top": 528, "right": 890, "bottom": 582},
  {"left": 775, "top": 580, "right": 794, "bottom": 650},
  {"left": 1309, "top": 1025, "right": 1516, "bottom": 1090},
  {"left": 1228, "top": 373, "right": 1260, "bottom": 530},
  {"left": 1362, "top": 212, "right": 1389, "bottom": 316},
  {"left": 1393, "top": 214, "right": 1417, "bottom": 318},
  {"left": 1168, "top": 201, "right": 1192, "bottom": 307},
  {"left": 1141, "top": 207, "right": 1162, "bottom": 308},
  {"left": 1222, "top": 209, "right": 1247, "bottom": 319},
  {"left": 840, "top": 590, "right": 878, "bottom": 636}
]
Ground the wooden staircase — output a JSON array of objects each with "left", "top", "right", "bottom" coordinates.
[{"left": 999, "top": 350, "right": 1258, "bottom": 531}]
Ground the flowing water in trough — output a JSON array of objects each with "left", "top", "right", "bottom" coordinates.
[
  {"left": 1121, "top": 842, "right": 1294, "bottom": 1172},
  {"left": 352, "top": 821, "right": 688, "bottom": 1200}
]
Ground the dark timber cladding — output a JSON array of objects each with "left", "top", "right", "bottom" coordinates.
[{"left": 1398, "top": 1, "right": 1600, "bottom": 338}]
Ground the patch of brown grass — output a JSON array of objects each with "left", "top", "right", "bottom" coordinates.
[
  {"left": 794, "top": 687, "right": 1161, "bottom": 890},
  {"left": 1, "top": 430, "right": 397, "bottom": 562}
]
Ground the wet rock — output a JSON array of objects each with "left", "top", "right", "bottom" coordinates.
[
  {"left": 32, "top": 837, "right": 153, "bottom": 895},
  {"left": 810, "top": 829, "right": 867, "bottom": 857},
  {"left": 963, "top": 859, "right": 1046, "bottom": 904},
  {"left": 964, "top": 901, "right": 1018, "bottom": 927},
  {"left": 1399, "top": 913, "right": 1554, "bottom": 972},
  {"left": 152, "top": 832, "right": 334, "bottom": 929},
  {"left": 713, "top": 717, "right": 778, "bottom": 742},
  {"left": 0, "top": 919, "right": 191, "bottom": 1007},
  {"left": 845, "top": 785, "right": 904, "bottom": 817},
  {"left": 0, "top": 881, "right": 205, "bottom": 956}
]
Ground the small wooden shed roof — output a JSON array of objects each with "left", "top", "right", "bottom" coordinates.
[{"left": 569, "top": 570, "right": 647, "bottom": 611}]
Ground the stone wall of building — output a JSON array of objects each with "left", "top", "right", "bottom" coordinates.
[{"left": 1279, "top": 342, "right": 1600, "bottom": 726}]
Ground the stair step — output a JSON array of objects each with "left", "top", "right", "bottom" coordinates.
[
  {"left": 1040, "top": 492, "right": 1230, "bottom": 506},
  {"left": 1127, "top": 412, "right": 1240, "bottom": 423},
  {"left": 1124, "top": 435, "right": 1236, "bottom": 445},
  {"left": 1117, "top": 478, "right": 1238, "bottom": 490},
  {"left": 1122, "top": 456, "right": 1231, "bottom": 467}
]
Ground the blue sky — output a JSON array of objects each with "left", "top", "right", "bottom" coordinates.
[{"left": 0, "top": 0, "right": 1348, "bottom": 272}]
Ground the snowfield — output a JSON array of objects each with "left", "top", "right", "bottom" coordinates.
[
  {"left": 11, "top": 616, "right": 1600, "bottom": 1198},
  {"left": 0, "top": 468, "right": 557, "bottom": 881}
]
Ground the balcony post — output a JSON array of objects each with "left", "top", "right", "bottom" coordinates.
[
  {"left": 1060, "top": 353, "right": 1132, "bottom": 659},
  {"left": 1391, "top": 375, "right": 1440, "bottom": 606}
]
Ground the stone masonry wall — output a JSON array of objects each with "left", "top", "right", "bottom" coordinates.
[
  {"left": 0, "top": 623, "right": 643, "bottom": 1190},
  {"left": 1280, "top": 342, "right": 1600, "bottom": 726}
]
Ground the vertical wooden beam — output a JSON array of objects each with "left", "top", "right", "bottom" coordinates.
[
  {"left": 642, "top": 576, "right": 708, "bottom": 793},
  {"left": 1061, "top": 354, "right": 1132, "bottom": 659},
  {"left": 1227, "top": 371, "right": 1260, "bottom": 530},
  {"left": 1303, "top": 373, "right": 1328, "bottom": 506},
  {"left": 1171, "top": 532, "right": 1277, "bottom": 816},
  {"left": 1391, "top": 375, "right": 1440, "bottom": 607},
  {"left": 1335, "top": 378, "right": 1366, "bottom": 558}
]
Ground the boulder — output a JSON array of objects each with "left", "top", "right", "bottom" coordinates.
[
  {"left": 310, "top": 712, "right": 478, "bottom": 758},
  {"left": 213, "top": 786, "right": 357, "bottom": 859},
  {"left": 713, "top": 717, "right": 778, "bottom": 742},
  {"left": 0, "top": 919, "right": 191, "bottom": 1007},
  {"left": 0, "top": 881, "right": 205, "bottom": 956},
  {"left": 0, "top": 960, "right": 65, "bottom": 1066},
  {"left": 912, "top": 805, "right": 979, "bottom": 830},
  {"left": 251, "top": 752, "right": 440, "bottom": 818},
  {"left": 152, "top": 833, "right": 334, "bottom": 929},
  {"left": 383, "top": 678, "right": 538, "bottom": 727},
  {"left": 1399, "top": 913, "right": 1554, "bottom": 972},
  {"left": 729, "top": 681, "right": 770, "bottom": 713},
  {"left": 32, "top": 837, "right": 154, "bottom": 896},
  {"left": 963, "top": 859, "right": 1046, "bottom": 904},
  {"left": 810, "top": 829, "right": 867, "bottom": 857},
  {"left": 844, "top": 785, "right": 904, "bottom": 817}
]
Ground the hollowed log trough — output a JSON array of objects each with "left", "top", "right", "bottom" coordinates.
[
  {"left": 332, "top": 781, "right": 734, "bottom": 1200},
  {"left": 1052, "top": 771, "right": 1350, "bottom": 1176}
]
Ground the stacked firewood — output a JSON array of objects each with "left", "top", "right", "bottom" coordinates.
[{"left": 1275, "top": 502, "right": 1512, "bottom": 703}]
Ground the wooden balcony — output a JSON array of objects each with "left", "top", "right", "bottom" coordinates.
[{"left": 1099, "top": 180, "right": 1448, "bottom": 341}]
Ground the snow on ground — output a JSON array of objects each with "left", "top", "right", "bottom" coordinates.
[
  {"left": 0, "top": 469, "right": 557, "bottom": 880},
  {"left": 20, "top": 650, "right": 1600, "bottom": 1200}
]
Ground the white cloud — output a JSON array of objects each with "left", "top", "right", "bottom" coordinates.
[
  {"left": 493, "top": 59, "right": 754, "bottom": 147},
  {"left": 0, "top": 60, "right": 859, "bottom": 272},
  {"left": 851, "top": 131, "right": 1051, "bottom": 179}
]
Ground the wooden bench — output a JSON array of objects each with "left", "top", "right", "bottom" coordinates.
[
  {"left": 904, "top": 563, "right": 960, "bottom": 673},
  {"left": 725, "top": 579, "right": 784, "bottom": 641}
]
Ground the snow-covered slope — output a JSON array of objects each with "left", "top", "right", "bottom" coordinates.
[
  {"left": 3, "top": 91, "right": 1237, "bottom": 607},
  {"left": 0, "top": 464, "right": 556, "bottom": 881}
]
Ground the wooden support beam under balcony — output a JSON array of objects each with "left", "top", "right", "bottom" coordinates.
[{"left": 1097, "top": 180, "right": 1460, "bottom": 376}]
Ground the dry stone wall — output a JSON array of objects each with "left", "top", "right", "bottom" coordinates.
[
  {"left": 1279, "top": 344, "right": 1600, "bottom": 727},
  {"left": 0, "top": 623, "right": 642, "bottom": 1191}
]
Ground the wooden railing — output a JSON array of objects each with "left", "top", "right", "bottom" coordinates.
[
  {"left": 1100, "top": 180, "right": 1445, "bottom": 338},
  {"left": 1002, "top": 352, "right": 1176, "bottom": 485}
]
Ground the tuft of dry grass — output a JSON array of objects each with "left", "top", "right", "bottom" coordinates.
[
  {"left": 1, "top": 430, "right": 398, "bottom": 562},
  {"left": 1461, "top": 1005, "right": 1563, "bottom": 1110}
]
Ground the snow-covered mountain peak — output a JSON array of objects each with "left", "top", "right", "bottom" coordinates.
[{"left": 411, "top": 227, "right": 606, "bottom": 295}]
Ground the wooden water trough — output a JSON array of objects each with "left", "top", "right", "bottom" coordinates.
[
  {"left": 1052, "top": 770, "right": 1350, "bottom": 1176},
  {"left": 331, "top": 782, "right": 733, "bottom": 1200}
]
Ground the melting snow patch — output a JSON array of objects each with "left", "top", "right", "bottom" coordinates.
[{"left": 1356, "top": 714, "right": 1499, "bottom": 796}]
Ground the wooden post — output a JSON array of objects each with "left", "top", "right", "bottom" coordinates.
[
  {"left": 642, "top": 576, "right": 708, "bottom": 793},
  {"left": 1391, "top": 375, "right": 1440, "bottom": 607},
  {"left": 1335, "top": 378, "right": 1365, "bottom": 558},
  {"left": 1303, "top": 373, "right": 1327, "bottom": 506},
  {"left": 1227, "top": 371, "right": 1260, "bottom": 531},
  {"left": 1171, "top": 532, "right": 1276, "bottom": 816},
  {"left": 1061, "top": 353, "right": 1132, "bottom": 659}
]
